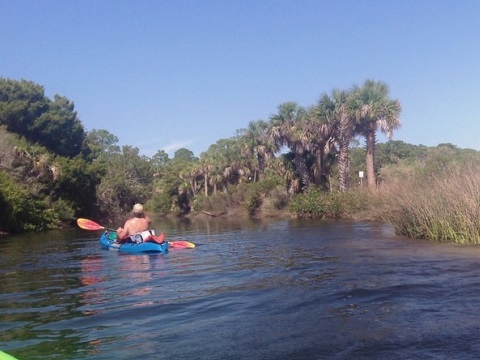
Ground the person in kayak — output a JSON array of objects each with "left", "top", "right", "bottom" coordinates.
[{"left": 116, "top": 203, "right": 152, "bottom": 243}]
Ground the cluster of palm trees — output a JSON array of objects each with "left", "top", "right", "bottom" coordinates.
[{"left": 168, "top": 79, "right": 401, "bottom": 199}]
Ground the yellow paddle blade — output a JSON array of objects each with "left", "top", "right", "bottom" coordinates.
[{"left": 77, "top": 218, "right": 105, "bottom": 231}]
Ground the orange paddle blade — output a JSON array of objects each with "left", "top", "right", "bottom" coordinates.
[
  {"left": 77, "top": 218, "right": 105, "bottom": 231},
  {"left": 169, "top": 240, "right": 195, "bottom": 249}
]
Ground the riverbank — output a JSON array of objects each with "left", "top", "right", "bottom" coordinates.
[{"left": 186, "top": 170, "right": 480, "bottom": 245}]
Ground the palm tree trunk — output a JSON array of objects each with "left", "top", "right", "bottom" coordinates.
[
  {"left": 338, "top": 139, "right": 350, "bottom": 192},
  {"left": 366, "top": 130, "right": 376, "bottom": 188},
  {"left": 313, "top": 148, "right": 327, "bottom": 189},
  {"left": 338, "top": 112, "right": 352, "bottom": 192},
  {"left": 257, "top": 154, "right": 265, "bottom": 180},
  {"left": 293, "top": 155, "right": 311, "bottom": 192},
  {"left": 204, "top": 173, "right": 208, "bottom": 196}
]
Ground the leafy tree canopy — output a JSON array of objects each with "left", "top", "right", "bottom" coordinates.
[
  {"left": 0, "top": 78, "right": 85, "bottom": 158},
  {"left": 173, "top": 148, "right": 197, "bottom": 162},
  {"left": 82, "top": 128, "right": 121, "bottom": 161}
]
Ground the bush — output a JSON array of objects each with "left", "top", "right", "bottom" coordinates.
[
  {"left": 289, "top": 189, "right": 339, "bottom": 219},
  {"left": 190, "top": 192, "right": 231, "bottom": 214},
  {"left": 148, "top": 193, "right": 172, "bottom": 216},
  {"left": 268, "top": 185, "right": 291, "bottom": 210},
  {"left": 245, "top": 191, "right": 262, "bottom": 216},
  {"left": 51, "top": 198, "right": 75, "bottom": 221},
  {"left": 0, "top": 171, "right": 59, "bottom": 232},
  {"left": 288, "top": 188, "right": 368, "bottom": 219}
]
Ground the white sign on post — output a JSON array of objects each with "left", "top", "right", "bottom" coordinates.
[{"left": 359, "top": 171, "right": 364, "bottom": 186}]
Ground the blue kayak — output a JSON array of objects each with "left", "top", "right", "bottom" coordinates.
[{"left": 100, "top": 231, "right": 168, "bottom": 254}]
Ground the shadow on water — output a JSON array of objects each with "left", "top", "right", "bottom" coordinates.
[{"left": 2, "top": 218, "right": 480, "bottom": 359}]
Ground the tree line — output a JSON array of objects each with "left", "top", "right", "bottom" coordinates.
[{"left": 0, "top": 77, "right": 474, "bottom": 233}]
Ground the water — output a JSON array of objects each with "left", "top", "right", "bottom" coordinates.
[{"left": 1, "top": 218, "right": 480, "bottom": 359}]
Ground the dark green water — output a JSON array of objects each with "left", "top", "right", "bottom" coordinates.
[{"left": 2, "top": 217, "right": 480, "bottom": 359}]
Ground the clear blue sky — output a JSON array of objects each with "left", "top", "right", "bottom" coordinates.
[{"left": 2, "top": 0, "right": 479, "bottom": 157}]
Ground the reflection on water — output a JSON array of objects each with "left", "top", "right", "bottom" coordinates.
[{"left": 2, "top": 218, "right": 480, "bottom": 359}]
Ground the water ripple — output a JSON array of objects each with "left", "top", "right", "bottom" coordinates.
[{"left": 2, "top": 220, "right": 480, "bottom": 359}]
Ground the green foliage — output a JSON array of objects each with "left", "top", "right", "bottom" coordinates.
[
  {"left": 0, "top": 171, "right": 59, "bottom": 232},
  {"left": 3, "top": 76, "right": 480, "bottom": 241},
  {"left": 191, "top": 192, "right": 231, "bottom": 214},
  {"left": 289, "top": 189, "right": 340, "bottom": 219},
  {"left": 150, "top": 150, "right": 170, "bottom": 170},
  {"left": 173, "top": 148, "right": 197, "bottom": 162},
  {"left": 30, "top": 95, "right": 85, "bottom": 157},
  {"left": 95, "top": 146, "right": 155, "bottom": 219},
  {"left": 50, "top": 198, "right": 76, "bottom": 221},
  {"left": 0, "top": 78, "right": 47, "bottom": 135},
  {"left": 245, "top": 191, "right": 262, "bottom": 216},
  {"left": 146, "top": 193, "right": 172, "bottom": 216},
  {"left": 376, "top": 140, "right": 427, "bottom": 167},
  {"left": 81, "top": 129, "right": 120, "bottom": 161},
  {"left": 378, "top": 143, "right": 480, "bottom": 184},
  {"left": 268, "top": 185, "right": 291, "bottom": 210},
  {"left": 251, "top": 177, "right": 283, "bottom": 194},
  {"left": 0, "top": 78, "right": 85, "bottom": 158},
  {"left": 50, "top": 156, "right": 100, "bottom": 216},
  {"left": 240, "top": 177, "right": 284, "bottom": 215},
  {"left": 288, "top": 188, "right": 368, "bottom": 219}
]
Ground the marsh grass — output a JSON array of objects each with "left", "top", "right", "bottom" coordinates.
[{"left": 366, "top": 167, "right": 480, "bottom": 244}]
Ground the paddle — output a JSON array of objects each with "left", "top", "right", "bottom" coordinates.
[
  {"left": 77, "top": 218, "right": 114, "bottom": 231},
  {"left": 76, "top": 218, "right": 195, "bottom": 249},
  {"left": 0, "top": 350, "right": 19, "bottom": 360}
]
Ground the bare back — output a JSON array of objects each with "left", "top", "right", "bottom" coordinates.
[
  {"left": 117, "top": 216, "right": 151, "bottom": 240},
  {"left": 123, "top": 217, "right": 150, "bottom": 235}
]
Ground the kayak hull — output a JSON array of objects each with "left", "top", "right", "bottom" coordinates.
[{"left": 100, "top": 231, "right": 168, "bottom": 254}]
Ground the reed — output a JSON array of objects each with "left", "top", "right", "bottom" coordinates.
[{"left": 367, "top": 167, "right": 480, "bottom": 244}]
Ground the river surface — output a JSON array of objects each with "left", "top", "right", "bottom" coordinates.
[{"left": 1, "top": 217, "right": 480, "bottom": 360}]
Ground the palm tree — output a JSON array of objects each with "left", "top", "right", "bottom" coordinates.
[
  {"left": 268, "top": 102, "right": 311, "bottom": 191},
  {"left": 239, "top": 119, "right": 278, "bottom": 181},
  {"left": 199, "top": 146, "right": 217, "bottom": 196},
  {"left": 349, "top": 80, "right": 401, "bottom": 188},
  {"left": 317, "top": 89, "right": 354, "bottom": 192},
  {"left": 303, "top": 105, "right": 336, "bottom": 190},
  {"left": 200, "top": 138, "right": 249, "bottom": 195}
]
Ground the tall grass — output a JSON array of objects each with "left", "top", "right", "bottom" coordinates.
[{"left": 367, "top": 167, "right": 480, "bottom": 244}]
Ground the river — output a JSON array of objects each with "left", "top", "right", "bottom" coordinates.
[{"left": 1, "top": 217, "right": 480, "bottom": 359}]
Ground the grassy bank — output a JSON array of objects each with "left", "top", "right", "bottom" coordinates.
[
  {"left": 192, "top": 166, "right": 480, "bottom": 245},
  {"left": 366, "top": 167, "right": 480, "bottom": 244}
]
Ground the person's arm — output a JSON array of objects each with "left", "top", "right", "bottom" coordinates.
[
  {"left": 145, "top": 213, "right": 152, "bottom": 227},
  {"left": 116, "top": 221, "right": 130, "bottom": 241}
]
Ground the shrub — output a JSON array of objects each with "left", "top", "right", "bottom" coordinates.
[
  {"left": 289, "top": 189, "right": 340, "bottom": 219},
  {"left": 268, "top": 185, "right": 291, "bottom": 210},
  {"left": 148, "top": 193, "right": 172, "bottom": 216},
  {"left": 191, "top": 192, "right": 232, "bottom": 214},
  {"left": 245, "top": 191, "right": 262, "bottom": 216},
  {"left": 0, "top": 171, "right": 59, "bottom": 232},
  {"left": 288, "top": 189, "right": 368, "bottom": 219}
]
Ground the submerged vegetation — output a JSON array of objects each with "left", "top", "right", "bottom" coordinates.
[{"left": 1, "top": 77, "right": 480, "bottom": 244}]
